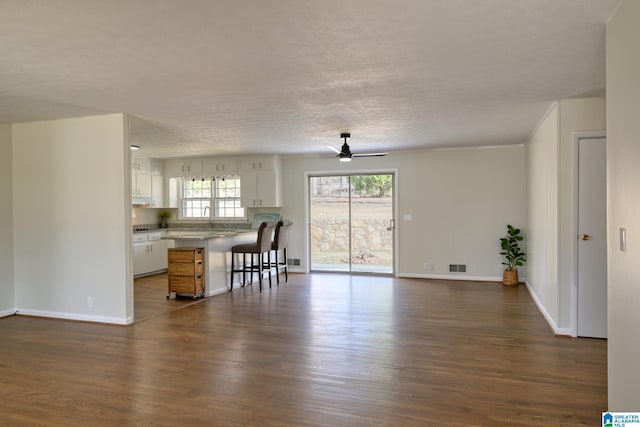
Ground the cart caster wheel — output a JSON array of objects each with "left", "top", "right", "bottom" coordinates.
[{"left": 166, "top": 294, "right": 170, "bottom": 299}]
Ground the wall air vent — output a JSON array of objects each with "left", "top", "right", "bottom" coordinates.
[{"left": 449, "top": 264, "right": 467, "bottom": 273}]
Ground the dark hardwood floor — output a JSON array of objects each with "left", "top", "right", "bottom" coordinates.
[
  {"left": 134, "top": 273, "right": 206, "bottom": 322},
  {"left": 0, "top": 274, "right": 607, "bottom": 426}
]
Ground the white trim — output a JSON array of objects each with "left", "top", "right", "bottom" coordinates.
[
  {"left": 525, "top": 281, "right": 571, "bottom": 336},
  {"left": 399, "top": 273, "right": 503, "bottom": 282},
  {"left": 124, "top": 115, "right": 135, "bottom": 326},
  {"left": 207, "top": 287, "right": 229, "bottom": 297},
  {"left": 0, "top": 308, "right": 17, "bottom": 318},
  {"left": 392, "top": 170, "right": 399, "bottom": 277},
  {"left": 304, "top": 172, "right": 310, "bottom": 273},
  {"left": 16, "top": 308, "right": 131, "bottom": 325},
  {"left": 570, "top": 130, "right": 606, "bottom": 338}
]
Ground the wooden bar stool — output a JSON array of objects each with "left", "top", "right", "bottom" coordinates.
[{"left": 230, "top": 222, "right": 275, "bottom": 292}]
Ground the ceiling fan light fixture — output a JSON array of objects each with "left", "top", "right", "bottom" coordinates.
[{"left": 328, "top": 132, "right": 387, "bottom": 161}]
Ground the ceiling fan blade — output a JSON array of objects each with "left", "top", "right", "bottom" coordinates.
[
  {"left": 352, "top": 152, "right": 388, "bottom": 157},
  {"left": 328, "top": 145, "right": 341, "bottom": 154}
]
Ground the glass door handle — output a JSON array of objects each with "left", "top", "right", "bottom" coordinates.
[{"left": 387, "top": 219, "right": 395, "bottom": 231}]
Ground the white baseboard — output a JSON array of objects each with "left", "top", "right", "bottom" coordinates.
[
  {"left": 0, "top": 308, "right": 17, "bottom": 318},
  {"left": 399, "top": 273, "right": 503, "bottom": 282},
  {"left": 207, "top": 287, "right": 229, "bottom": 297},
  {"left": 524, "top": 281, "right": 571, "bottom": 336},
  {"left": 16, "top": 308, "right": 130, "bottom": 325}
]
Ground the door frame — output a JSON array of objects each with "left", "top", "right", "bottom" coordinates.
[
  {"left": 304, "top": 168, "right": 399, "bottom": 276},
  {"left": 570, "top": 130, "right": 606, "bottom": 337}
]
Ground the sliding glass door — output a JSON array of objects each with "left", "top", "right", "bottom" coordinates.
[{"left": 309, "top": 174, "right": 394, "bottom": 274}]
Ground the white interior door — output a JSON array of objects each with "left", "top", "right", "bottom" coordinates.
[{"left": 577, "top": 137, "right": 607, "bottom": 338}]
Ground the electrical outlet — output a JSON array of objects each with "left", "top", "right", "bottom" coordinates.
[
  {"left": 424, "top": 262, "right": 434, "bottom": 271},
  {"left": 87, "top": 297, "right": 93, "bottom": 307}
]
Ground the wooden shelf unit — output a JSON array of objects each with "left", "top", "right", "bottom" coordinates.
[{"left": 167, "top": 247, "right": 205, "bottom": 299}]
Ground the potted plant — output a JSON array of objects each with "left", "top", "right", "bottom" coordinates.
[
  {"left": 158, "top": 210, "right": 172, "bottom": 228},
  {"left": 500, "top": 224, "right": 526, "bottom": 286}
]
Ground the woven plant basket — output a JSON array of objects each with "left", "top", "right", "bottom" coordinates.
[{"left": 502, "top": 269, "right": 519, "bottom": 286}]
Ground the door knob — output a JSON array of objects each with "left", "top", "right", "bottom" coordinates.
[{"left": 581, "top": 234, "right": 591, "bottom": 241}]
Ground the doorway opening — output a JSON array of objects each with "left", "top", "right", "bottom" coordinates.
[{"left": 309, "top": 173, "right": 395, "bottom": 275}]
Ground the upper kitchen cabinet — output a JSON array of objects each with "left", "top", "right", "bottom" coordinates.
[
  {"left": 240, "top": 155, "right": 282, "bottom": 207},
  {"left": 132, "top": 157, "right": 152, "bottom": 199},
  {"left": 150, "top": 160, "right": 164, "bottom": 207},
  {"left": 132, "top": 157, "right": 151, "bottom": 174},
  {"left": 203, "top": 157, "right": 238, "bottom": 174},
  {"left": 240, "top": 156, "right": 276, "bottom": 171},
  {"left": 132, "top": 158, "right": 164, "bottom": 206},
  {"left": 165, "top": 159, "right": 203, "bottom": 177},
  {"left": 132, "top": 173, "right": 152, "bottom": 198},
  {"left": 150, "top": 160, "right": 163, "bottom": 175}
]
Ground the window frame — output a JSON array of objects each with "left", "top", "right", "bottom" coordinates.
[{"left": 178, "top": 176, "right": 246, "bottom": 221}]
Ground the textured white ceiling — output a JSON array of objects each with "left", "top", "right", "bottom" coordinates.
[{"left": 0, "top": 0, "right": 620, "bottom": 158}]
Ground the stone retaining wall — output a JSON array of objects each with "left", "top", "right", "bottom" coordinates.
[{"left": 310, "top": 219, "right": 392, "bottom": 252}]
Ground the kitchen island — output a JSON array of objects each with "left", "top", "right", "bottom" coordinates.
[{"left": 163, "top": 230, "right": 257, "bottom": 296}]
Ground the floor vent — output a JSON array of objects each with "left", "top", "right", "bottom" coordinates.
[
  {"left": 449, "top": 264, "right": 467, "bottom": 273},
  {"left": 288, "top": 258, "right": 301, "bottom": 266}
]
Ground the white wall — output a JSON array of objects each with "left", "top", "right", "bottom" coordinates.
[
  {"left": 526, "top": 104, "right": 560, "bottom": 326},
  {"left": 526, "top": 98, "right": 606, "bottom": 334},
  {"left": 606, "top": 0, "right": 640, "bottom": 410},
  {"left": 0, "top": 124, "right": 14, "bottom": 316},
  {"left": 281, "top": 145, "right": 526, "bottom": 280},
  {"left": 557, "top": 98, "right": 606, "bottom": 329},
  {"left": 12, "top": 114, "right": 132, "bottom": 324}
]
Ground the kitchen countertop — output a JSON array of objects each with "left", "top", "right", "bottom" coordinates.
[{"left": 162, "top": 229, "right": 255, "bottom": 240}]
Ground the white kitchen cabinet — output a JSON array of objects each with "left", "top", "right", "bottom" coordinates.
[
  {"left": 133, "top": 242, "right": 151, "bottom": 276},
  {"left": 150, "top": 160, "right": 163, "bottom": 175},
  {"left": 203, "top": 157, "right": 238, "bottom": 174},
  {"left": 165, "top": 159, "right": 203, "bottom": 176},
  {"left": 132, "top": 157, "right": 152, "bottom": 199},
  {"left": 151, "top": 174, "right": 164, "bottom": 207},
  {"left": 150, "top": 239, "right": 168, "bottom": 271},
  {"left": 132, "top": 158, "right": 151, "bottom": 173},
  {"left": 133, "top": 232, "right": 168, "bottom": 277},
  {"left": 132, "top": 170, "right": 152, "bottom": 198},
  {"left": 241, "top": 169, "right": 282, "bottom": 207},
  {"left": 240, "top": 155, "right": 277, "bottom": 171}
]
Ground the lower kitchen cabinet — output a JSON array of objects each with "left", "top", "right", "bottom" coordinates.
[{"left": 133, "top": 232, "right": 168, "bottom": 276}]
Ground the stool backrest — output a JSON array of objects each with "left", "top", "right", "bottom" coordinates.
[
  {"left": 257, "top": 222, "right": 276, "bottom": 252},
  {"left": 273, "top": 220, "right": 292, "bottom": 249}
]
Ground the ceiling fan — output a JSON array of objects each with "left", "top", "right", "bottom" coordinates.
[{"left": 328, "top": 133, "right": 388, "bottom": 162}]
